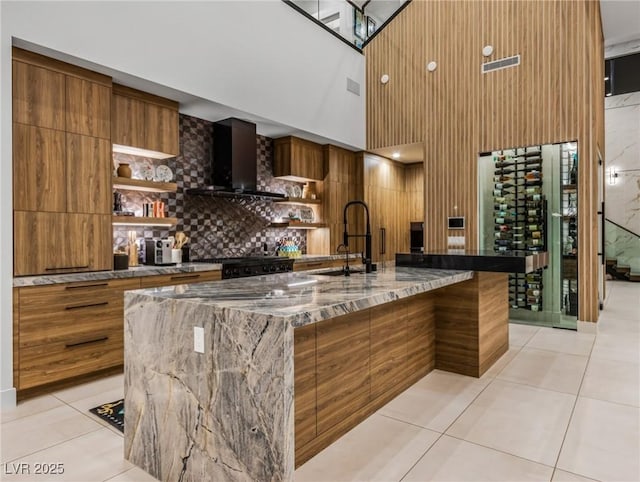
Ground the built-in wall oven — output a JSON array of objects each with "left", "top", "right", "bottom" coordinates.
[{"left": 410, "top": 222, "right": 424, "bottom": 253}]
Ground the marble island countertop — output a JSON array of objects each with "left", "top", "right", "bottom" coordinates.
[{"left": 126, "top": 266, "right": 473, "bottom": 328}]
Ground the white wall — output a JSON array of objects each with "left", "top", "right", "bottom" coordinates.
[
  {"left": 605, "top": 91, "right": 640, "bottom": 234},
  {"left": 0, "top": 0, "right": 365, "bottom": 407}
]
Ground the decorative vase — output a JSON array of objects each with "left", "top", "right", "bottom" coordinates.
[
  {"left": 117, "top": 163, "right": 132, "bottom": 178},
  {"left": 303, "top": 181, "right": 317, "bottom": 199}
]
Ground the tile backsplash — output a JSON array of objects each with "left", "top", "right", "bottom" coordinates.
[{"left": 113, "top": 114, "right": 308, "bottom": 259}]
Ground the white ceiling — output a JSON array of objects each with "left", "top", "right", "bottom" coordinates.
[
  {"left": 20, "top": 2, "right": 637, "bottom": 162},
  {"left": 600, "top": 0, "right": 640, "bottom": 47}
]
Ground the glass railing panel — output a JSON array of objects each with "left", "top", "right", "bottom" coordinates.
[
  {"left": 605, "top": 219, "right": 640, "bottom": 275},
  {"left": 284, "top": 0, "right": 410, "bottom": 50}
]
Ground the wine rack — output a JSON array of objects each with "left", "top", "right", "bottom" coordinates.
[
  {"left": 561, "top": 143, "right": 578, "bottom": 316},
  {"left": 492, "top": 146, "right": 547, "bottom": 312}
]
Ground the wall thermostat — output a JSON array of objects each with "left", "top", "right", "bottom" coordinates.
[{"left": 448, "top": 216, "right": 465, "bottom": 230}]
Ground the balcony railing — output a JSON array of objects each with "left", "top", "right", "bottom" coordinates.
[{"left": 283, "top": 0, "right": 411, "bottom": 51}]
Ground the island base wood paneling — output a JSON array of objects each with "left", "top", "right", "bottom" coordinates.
[
  {"left": 435, "top": 272, "right": 509, "bottom": 378},
  {"left": 294, "top": 276, "right": 510, "bottom": 467},
  {"left": 294, "top": 292, "right": 436, "bottom": 468},
  {"left": 364, "top": 0, "right": 604, "bottom": 322}
]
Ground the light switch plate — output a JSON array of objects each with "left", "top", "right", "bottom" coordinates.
[{"left": 194, "top": 326, "right": 205, "bottom": 354}]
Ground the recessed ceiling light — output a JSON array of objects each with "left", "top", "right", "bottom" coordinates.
[{"left": 392, "top": 152, "right": 400, "bottom": 159}]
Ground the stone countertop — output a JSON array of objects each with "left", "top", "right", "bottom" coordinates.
[
  {"left": 126, "top": 266, "right": 473, "bottom": 328},
  {"left": 12, "top": 263, "right": 223, "bottom": 287},
  {"left": 12, "top": 254, "right": 361, "bottom": 287}
]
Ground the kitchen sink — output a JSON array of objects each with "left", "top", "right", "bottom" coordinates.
[{"left": 315, "top": 269, "right": 364, "bottom": 277}]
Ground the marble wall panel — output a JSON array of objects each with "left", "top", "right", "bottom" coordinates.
[{"left": 605, "top": 91, "right": 640, "bottom": 236}]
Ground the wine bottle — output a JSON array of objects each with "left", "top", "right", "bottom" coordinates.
[{"left": 569, "top": 152, "right": 578, "bottom": 184}]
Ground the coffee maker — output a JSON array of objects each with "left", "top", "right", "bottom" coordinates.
[{"left": 144, "top": 239, "right": 174, "bottom": 265}]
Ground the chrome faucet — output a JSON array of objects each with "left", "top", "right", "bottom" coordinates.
[{"left": 343, "top": 200, "right": 373, "bottom": 273}]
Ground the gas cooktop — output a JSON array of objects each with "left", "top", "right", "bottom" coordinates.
[{"left": 193, "top": 256, "right": 294, "bottom": 279}]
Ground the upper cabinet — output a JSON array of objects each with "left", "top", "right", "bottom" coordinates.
[
  {"left": 12, "top": 60, "right": 65, "bottom": 130},
  {"left": 274, "top": 136, "right": 324, "bottom": 181},
  {"left": 12, "top": 48, "right": 113, "bottom": 276},
  {"left": 112, "top": 84, "right": 179, "bottom": 159},
  {"left": 65, "top": 76, "right": 111, "bottom": 139}
]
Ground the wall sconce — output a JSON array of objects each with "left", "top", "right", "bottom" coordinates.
[
  {"left": 482, "top": 45, "right": 494, "bottom": 57},
  {"left": 427, "top": 61, "right": 437, "bottom": 72},
  {"left": 380, "top": 74, "right": 390, "bottom": 84},
  {"left": 608, "top": 168, "right": 618, "bottom": 185}
]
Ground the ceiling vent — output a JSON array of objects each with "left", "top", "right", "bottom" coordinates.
[{"left": 482, "top": 55, "right": 520, "bottom": 74}]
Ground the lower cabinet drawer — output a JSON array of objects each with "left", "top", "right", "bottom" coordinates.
[
  {"left": 19, "top": 279, "right": 140, "bottom": 348},
  {"left": 139, "top": 270, "right": 221, "bottom": 288},
  {"left": 18, "top": 329, "right": 123, "bottom": 390}
]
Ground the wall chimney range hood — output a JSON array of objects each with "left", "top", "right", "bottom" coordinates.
[{"left": 187, "top": 117, "right": 285, "bottom": 200}]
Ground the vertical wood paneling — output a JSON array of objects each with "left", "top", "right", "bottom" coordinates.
[{"left": 364, "top": 0, "right": 603, "bottom": 322}]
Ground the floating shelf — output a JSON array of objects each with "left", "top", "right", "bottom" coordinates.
[
  {"left": 562, "top": 184, "right": 577, "bottom": 192},
  {"left": 112, "top": 216, "right": 178, "bottom": 227},
  {"left": 113, "top": 177, "right": 177, "bottom": 193},
  {"left": 273, "top": 197, "right": 322, "bottom": 205},
  {"left": 269, "top": 221, "right": 327, "bottom": 229}
]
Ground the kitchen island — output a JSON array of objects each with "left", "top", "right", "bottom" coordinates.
[{"left": 124, "top": 266, "right": 507, "bottom": 481}]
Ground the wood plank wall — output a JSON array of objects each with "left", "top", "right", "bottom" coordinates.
[{"left": 364, "top": 0, "right": 604, "bottom": 322}]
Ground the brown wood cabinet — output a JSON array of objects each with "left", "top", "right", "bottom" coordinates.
[
  {"left": 138, "top": 270, "right": 221, "bottom": 288},
  {"left": 363, "top": 152, "right": 410, "bottom": 263},
  {"left": 294, "top": 324, "right": 316, "bottom": 447},
  {"left": 294, "top": 292, "right": 437, "bottom": 467},
  {"left": 12, "top": 48, "right": 114, "bottom": 276},
  {"left": 14, "top": 212, "right": 112, "bottom": 276},
  {"left": 309, "top": 145, "right": 364, "bottom": 255},
  {"left": 274, "top": 136, "right": 324, "bottom": 181},
  {"left": 15, "top": 278, "right": 140, "bottom": 390},
  {"left": 112, "top": 92, "right": 145, "bottom": 149},
  {"left": 66, "top": 134, "right": 112, "bottom": 214},
  {"left": 13, "top": 123, "right": 66, "bottom": 212},
  {"left": 13, "top": 271, "right": 225, "bottom": 393},
  {"left": 65, "top": 76, "right": 111, "bottom": 139},
  {"left": 316, "top": 310, "right": 370, "bottom": 435},
  {"left": 112, "top": 84, "right": 179, "bottom": 157},
  {"left": 292, "top": 258, "right": 345, "bottom": 272},
  {"left": 145, "top": 102, "right": 179, "bottom": 155},
  {"left": 370, "top": 300, "right": 407, "bottom": 399},
  {"left": 12, "top": 60, "right": 65, "bottom": 130}
]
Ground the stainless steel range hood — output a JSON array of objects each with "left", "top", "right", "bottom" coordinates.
[{"left": 187, "top": 117, "right": 285, "bottom": 200}]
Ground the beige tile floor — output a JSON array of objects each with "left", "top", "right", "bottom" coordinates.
[{"left": 1, "top": 281, "right": 638, "bottom": 482}]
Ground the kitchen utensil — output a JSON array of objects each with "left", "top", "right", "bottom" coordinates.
[{"left": 175, "top": 232, "right": 188, "bottom": 249}]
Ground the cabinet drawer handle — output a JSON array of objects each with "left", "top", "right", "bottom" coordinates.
[
  {"left": 65, "top": 336, "right": 109, "bottom": 348},
  {"left": 170, "top": 274, "right": 200, "bottom": 281},
  {"left": 65, "top": 301, "right": 109, "bottom": 310},
  {"left": 46, "top": 265, "right": 89, "bottom": 271},
  {"left": 65, "top": 282, "right": 109, "bottom": 290},
  {"left": 380, "top": 227, "right": 386, "bottom": 255}
]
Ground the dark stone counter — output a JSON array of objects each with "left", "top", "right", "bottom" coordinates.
[{"left": 396, "top": 250, "right": 548, "bottom": 274}]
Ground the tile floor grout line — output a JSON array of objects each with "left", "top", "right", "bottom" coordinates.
[
  {"left": 551, "top": 313, "right": 599, "bottom": 475},
  {"left": 397, "top": 431, "right": 447, "bottom": 482},
  {"left": 443, "top": 432, "right": 557, "bottom": 470},
  {"left": 376, "top": 412, "right": 443, "bottom": 432},
  {"left": 578, "top": 393, "right": 640, "bottom": 409},
  {"left": 2, "top": 425, "right": 105, "bottom": 465}
]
